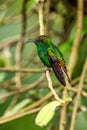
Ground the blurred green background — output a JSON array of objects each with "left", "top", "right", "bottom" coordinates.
[{"left": 0, "top": 0, "right": 87, "bottom": 130}]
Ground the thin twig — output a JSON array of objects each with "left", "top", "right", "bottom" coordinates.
[
  {"left": 19, "top": 90, "right": 53, "bottom": 113},
  {"left": 0, "top": 36, "right": 19, "bottom": 50},
  {"left": 38, "top": 0, "right": 64, "bottom": 103},
  {"left": 67, "top": 86, "right": 87, "bottom": 98},
  {"left": 0, "top": 107, "right": 40, "bottom": 124},
  {"left": 3, "top": 96, "right": 20, "bottom": 117},
  {"left": 4, "top": 0, "right": 29, "bottom": 116},
  {"left": 68, "top": 0, "right": 83, "bottom": 76},
  {"left": 0, "top": 67, "right": 44, "bottom": 73},
  {"left": 15, "top": 0, "right": 28, "bottom": 87},
  {"left": 0, "top": 75, "right": 87, "bottom": 125},
  {"left": 46, "top": 70, "right": 65, "bottom": 103},
  {"left": 0, "top": 73, "right": 87, "bottom": 103},
  {"left": 59, "top": 88, "right": 67, "bottom": 130},
  {"left": 38, "top": 0, "right": 44, "bottom": 35},
  {"left": 70, "top": 57, "right": 87, "bottom": 130},
  {"left": 0, "top": 74, "right": 45, "bottom": 101},
  {"left": 0, "top": 23, "right": 39, "bottom": 50},
  {"left": 0, "top": 89, "right": 53, "bottom": 124},
  {"left": 46, "top": 0, "right": 50, "bottom": 36}
]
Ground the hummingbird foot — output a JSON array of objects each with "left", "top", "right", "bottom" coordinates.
[{"left": 44, "top": 67, "right": 52, "bottom": 73}]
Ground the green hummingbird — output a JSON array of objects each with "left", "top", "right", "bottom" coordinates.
[{"left": 25, "top": 35, "right": 70, "bottom": 86}]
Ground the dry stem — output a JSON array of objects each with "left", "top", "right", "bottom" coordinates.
[
  {"left": 70, "top": 57, "right": 87, "bottom": 130},
  {"left": 38, "top": 0, "right": 63, "bottom": 103},
  {"left": 38, "top": 0, "right": 44, "bottom": 35},
  {"left": 46, "top": 70, "right": 65, "bottom": 103},
  {"left": 0, "top": 74, "right": 45, "bottom": 101},
  {"left": 15, "top": 0, "right": 28, "bottom": 87},
  {"left": 0, "top": 107, "right": 40, "bottom": 124},
  {"left": 0, "top": 67, "right": 44, "bottom": 73}
]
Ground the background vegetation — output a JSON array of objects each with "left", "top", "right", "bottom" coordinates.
[{"left": 0, "top": 0, "right": 87, "bottom": 130}]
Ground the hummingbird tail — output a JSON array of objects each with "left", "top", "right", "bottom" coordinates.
[
  {"left": 52, "top": 62, "right": 66, "bottom": 86},
  {"left": 62, "top": 68, "right": 71, "bottom": 84},
  {"left": 51, "top": 61, "right": 66, "bottom": 86},
  {"left": 48, "top": 55, "right": 66, "bottom": 86}
]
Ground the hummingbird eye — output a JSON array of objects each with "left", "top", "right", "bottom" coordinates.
[
  {"left": 40, "top": 40, "right": 43, "bottom": 42},
  {"left": 39, "top": 38, "right": 44, "bottom": 42}
]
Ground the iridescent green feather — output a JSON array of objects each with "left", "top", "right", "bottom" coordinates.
[{"left": 25, "top": 35, "right": 71, "bottom": 86}]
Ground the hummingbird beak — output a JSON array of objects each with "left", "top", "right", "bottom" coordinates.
[{"left": 24, "top": 39, "right": 36, "bottom": 44}]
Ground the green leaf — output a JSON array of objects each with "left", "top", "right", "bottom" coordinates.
[
  {"left": 35, "top": 100, "right": 62, "bottom": 127},
  {"left": 0, "top": 72, "right": 6, "bottom": 82},
  {"left": 12, "top": 99, "right": 31, "bottom": 111}
]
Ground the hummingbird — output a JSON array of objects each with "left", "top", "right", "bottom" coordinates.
[{"left": 25, "top": 35, "right": 71, "bottom": 86}]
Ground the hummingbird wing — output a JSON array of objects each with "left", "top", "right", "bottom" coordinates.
[
  {"left": 47, "top": 48, "right": 66, "bottom": 86},
  {"left": 58, "top": 58, "right": 71, "bottom": 84},
  {"left": 52, "top": 44, "right": 71, "bottom": 84},
  {"left": 47, "top": 48, "right": 71, "bottom": 86}
]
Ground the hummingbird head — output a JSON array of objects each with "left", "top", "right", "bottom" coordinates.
[
  {"left": 35, "top": 35, "right": 50, "bottom": 43},
  {"left": 25, "top": 35, "right": 51, "bottom": 47}
]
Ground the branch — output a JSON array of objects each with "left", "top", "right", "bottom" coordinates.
[
  {"left": 45, "top": 0, "right": 50, "bottom": 36},
  {"left": 70, "top": 57, "right": 87, "bottom": 130},
  {"left": 0, "top": 107, "right": 40, "bottom": 124},
  {"left": 1, "top": 75, "right": 87, "bottom": 103},
  {"left": 0, "top": 76, "right": 87, "bottom": 124},
  {"left": 0, "top": 74, "right": 45, "bottom": 101},
  {"left": 19, "top": 90, "right": 53, "bottom": 113},
  {"left": 0, "top": 23, "right": 39, "bottom": 51},
  {"left": 67, "top": 86, "right": 87, "bottom": 98},
  {"left": 15, "top": 0, "right": 28, "bottom": 87},
  {"left": 38, "top": 0, "right": 64, "bottom": 103},
  {"left": 0, "top": 88, "right": 53, "bottom": 124},
  {"left": 0, "top": 67, "right": 44, "bottom": 73},
  {"left": 46, "top": 70, "right": 65, "bottom": 103},
  {"left": 0, "top": 36, "right": 19, "bottom": 50},
  {"left": 68, "top": 0, "right": 83, "bottom": 77},
  {"left": 38, "top": 0, "right": 44, "bottom": 35}
]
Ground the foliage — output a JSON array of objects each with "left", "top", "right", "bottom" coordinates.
[{"left": 0, "top": 0, "right": 87, "bottom": 130}]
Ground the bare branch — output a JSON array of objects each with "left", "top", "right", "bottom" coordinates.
[
  {"left": 38, "top": 0, "right": 44, "bottom": 35},
  {"left": 0, "top": 107, "right": 40, "bottom": 124},
  {"left": 46, "top": 69, "right": 65, "bottom": 103},
  {"left": 0, "top": 74, "right": 45, "bottom": 101},
  {"left": 15, "top": 0, "right": 28, "bottom": 87},
  {"left": 0, "top": 67, "right": 44, "bottom": 73},
  {"left": 70, "top": 57, "right": 87, "bottom": 130}
]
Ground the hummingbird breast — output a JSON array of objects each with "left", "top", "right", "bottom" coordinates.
[{"left": 37, "top": 49, "right": 51, "bottom": 67}]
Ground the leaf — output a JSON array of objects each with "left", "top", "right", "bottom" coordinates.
[
  {"left": 35, "top": 100, "right": 62, "bottom": 127},
  {"left": 0, "top": 89, "right": 8, "bottom": 103},
  {"left": 4, "top": 99, "right": 31, "bottom": 117}
]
